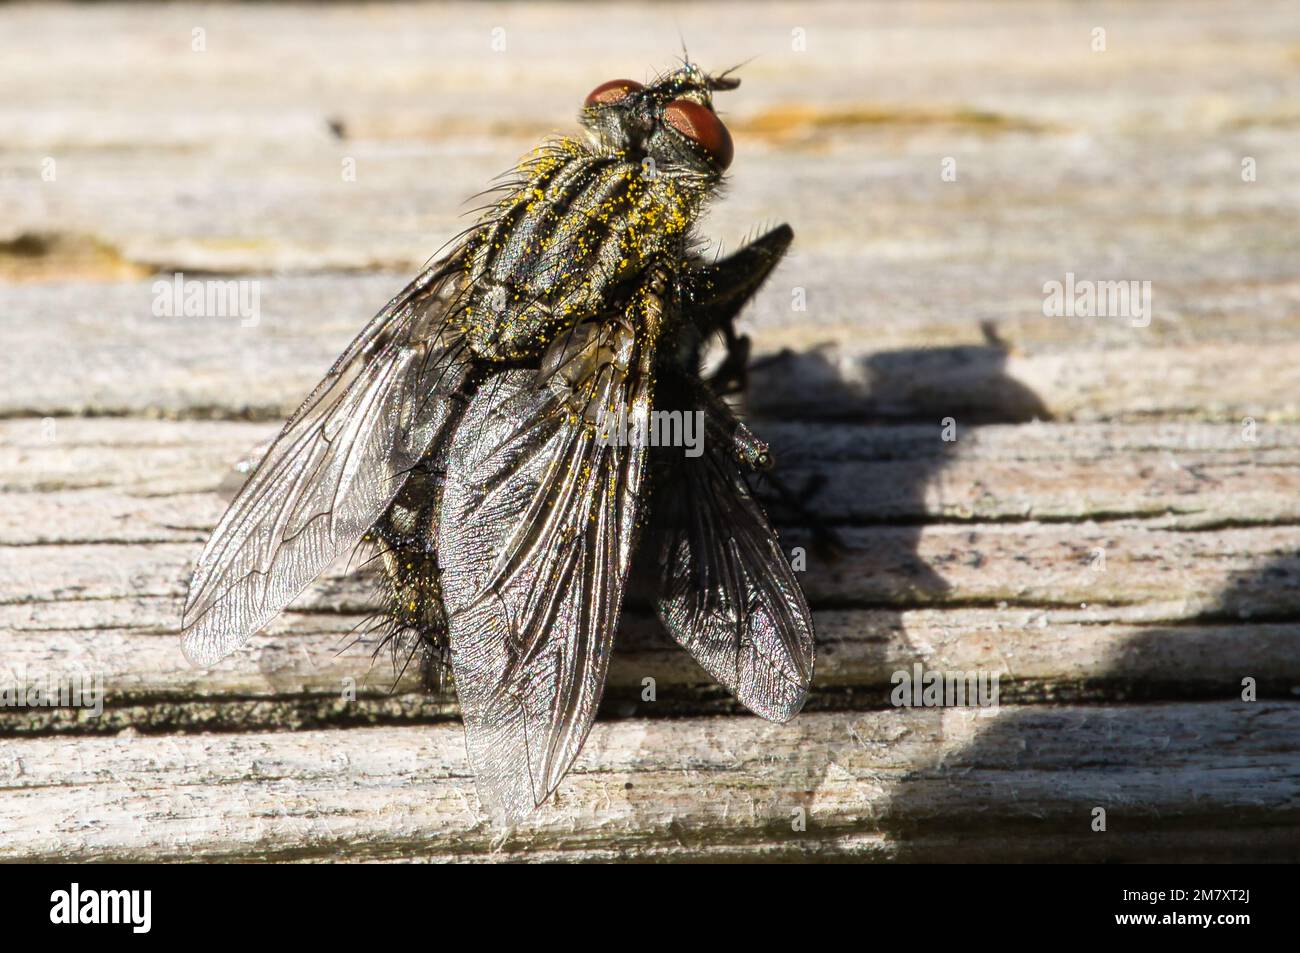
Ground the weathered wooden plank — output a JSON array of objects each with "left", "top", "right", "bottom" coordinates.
[
  {"left": 4, "top": 0, "right": 1299, "bottom": 861},
  {"left": 3, "top": 607, "right": 1295, "bottom": 733},
  {"left": 5, "top": 3, "right": 1298, "bottom": 283},
  {"left": 5, "top": 522, "right": 1296, "bottom": 613},
  {"left": 5, "top": 275, "right": 1300, "bottom": 422},
  {"left": 5, "top": 424, "right": 1298, "bottom": 731},
  {"left": 2, "top": 703, "right": 1295, "bottom": 862},
  {"left": 7, "top": 417, "right": 1297, "bottom": 639},
  {"left": 5, "top": 419, "right": 1297, "bottom": 527}
]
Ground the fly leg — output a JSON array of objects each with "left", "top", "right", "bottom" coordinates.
[
  {"left": 708, "top": 321, "right": 752, "bottom": 396},
  {"left": 684, "top": 226, "right": 840, "bottom": 553},
  {"left": 685, "top": 224, "right": 792, "bottom": 396},
  {"left": 731, "top": 425, "right": 844, "bottom": 560},
  {"left": 691, "top": 372, "right": 845, "bottom": 559},
  {"left": 757, "top": 471, "right": 846, "bottom": 560}
]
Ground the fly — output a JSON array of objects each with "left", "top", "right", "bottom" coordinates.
[{"left": 180, "top": 62, "right": 815, "bottom": 821}]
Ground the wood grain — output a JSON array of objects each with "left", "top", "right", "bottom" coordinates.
[
  {"left": 3, "top": 705, "right": 1296, "bottom": 862},
  {"left": 2, "top": 0, "right": 1298, "bottom": 861}
]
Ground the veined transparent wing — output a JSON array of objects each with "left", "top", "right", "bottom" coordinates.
[
  {"left": 437, "top": 295, "right": 660, "bottom": 821},
  {"left": 651, "top": 385, "right": 815, "bottom": 722},
  {"left": 181, "top": 255, "right": 474, "bottom": 666}
]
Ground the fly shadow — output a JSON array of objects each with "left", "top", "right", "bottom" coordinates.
[
  {"left": 596, "top": 331, "right": 1300, "bottom": 859},
  {"left": 601, "top": 324, "right": 1051, "bottom": 719},
  {"left": 879, "top": 553, "right": 1300, "bottom": 862},
  {"left": 574, "top": 328, "right": 1062, "bottom": 845}
]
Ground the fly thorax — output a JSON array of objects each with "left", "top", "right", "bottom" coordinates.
[{"left": 455, "top": 144, "right": 700, "bottom": 361}]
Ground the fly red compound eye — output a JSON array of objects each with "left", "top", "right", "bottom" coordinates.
[
  {"left": 664, "top": 99, "right": 734, "bottom": 169},
  {"left": 584, "top": 79, "right": 644, "bottom": 107}
]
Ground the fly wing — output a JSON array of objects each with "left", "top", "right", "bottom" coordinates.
[
  {"left": 181, "top": 256, "right": 474, "bottom": 666},
  {"left": 437, "top": 293, "right": 660, "bottom": 821},
  {"left": 651, "top": 386, "right": 815, "bottom": 722}
]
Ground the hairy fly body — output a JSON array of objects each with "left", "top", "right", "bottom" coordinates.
[{"left": 181, "top": 63, "right": 815, "bottom": 821}]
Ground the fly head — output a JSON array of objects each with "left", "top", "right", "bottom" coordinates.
[{"left": 580, "top": 63, "right": 739, "bottom": 186}]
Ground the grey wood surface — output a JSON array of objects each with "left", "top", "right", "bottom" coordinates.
[{"left": 1, "top": 0, "right": 1298, "bottom": 861}]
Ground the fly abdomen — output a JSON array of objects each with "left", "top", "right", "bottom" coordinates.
[{"left": 364, "top": 463, "right": 452, "bottom": 687}]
